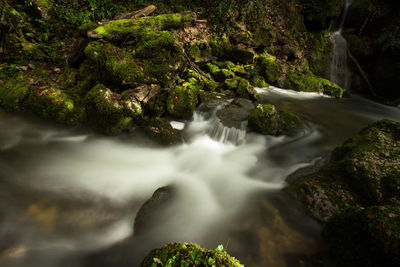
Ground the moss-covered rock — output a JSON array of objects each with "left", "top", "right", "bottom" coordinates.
[
  {"left": 209, "top": 37, "right": 255, "bottom": 64},
  {"left": 134, "top": 186, "right": 176, "bottom": 235},
  {"left": 248, "top": 104, "right": 303, "bottom": 136},
  {"left": 144, "top": 118, "right": 182, "bottom": 146},
  {"left": 28, "top": 85, "right": 83, "bottom": 126},
  {"left": 0, "top": 72, "right": 31, "bottom": 111},
  {"left": 84, "top": 42, "right": 145, "bottom": 86},
  {"left": 236, "top": 77, "right": 259, "bottom": 100},
  {"left": 287, "top": 171, "right": 357, "bottom": 222},
  {"left": 288, "top": 119, "right": 400, "bottom": 222},
  {"left": 141, "top": 242, "right": 244, "bottom": 267},
  {"left": 167, "top": 81, "right": 200, "bottom": 119},
  {"left": 322, "top": 205, "right": 400, "bottom": 266},
  {"left": 83, "top": 84, "right": 141, "bottom": 134},
  {"left": 330, "top": 119, "right": 400, "bottom": 205},
  {"left": 257, "top": 53, "right": 282, "bottom": 84},
  {"left": 285, "top": 71, "right": 343, "bottom": 98},
  {"left": 89, "top": 12, "right": 197, "bottom": 40}
]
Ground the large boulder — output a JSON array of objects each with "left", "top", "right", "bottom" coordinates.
[
  {"left": 141, "top": 242, "right": 244, "bottom": 267},
  {"left": 330, "top": 119, "right": 400, "bottom": 205},
  {"left": 248, "top": 104, "right": 303, "bottom": 136},
  {"left": 288, "top": 119, "right": 400, "bottom": 221},
  {"left": 322, "top": 205, "right": 400, "bottom": 266},
  {"left": 134, "top": 186, "right": 176, "bottom": 235},
  {"left": 83, "top": 84, "right": 142, "bottom": 134}
]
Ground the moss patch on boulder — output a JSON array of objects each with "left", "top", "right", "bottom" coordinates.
[
  {"left": 248, "top": 104, "right": 303, "bottom": 136},
  {"left": 141, "top": 242, "right": 244, "bottom": 267}
]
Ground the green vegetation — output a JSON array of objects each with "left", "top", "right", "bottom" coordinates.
[
  {"left": 248, "top": 104, "right": 303, "bottom": 136},
  {"left": 141, "top": 242, "right": 244, "bottom": 267}
]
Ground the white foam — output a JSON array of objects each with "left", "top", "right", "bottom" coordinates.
[{"left": 256, "top": 86, "right": 331, "bottom": 99}]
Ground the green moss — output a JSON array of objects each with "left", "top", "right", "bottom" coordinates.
[
  {"left": 144, "top": 117, "right": 182, "bottom": 146},
  {"left": 167, "top": 82, "right": 199, "bottom": 119},
  {"left": 284, "top": 71, "right": 343, "bottom": 98},
  {"left": 83, "top": 84, "right": 140, "bottom": 134},
  {"left": 77, "top": 22, "right": 99, "bottom": 37},
  {"left": 0, "top": 72, "right": 31, "bottom": 111},
  {"left": 91, "top": 12, "right": 196, "bottom": 39},
  {"left": 146, "top": 93, "right": 167, "bottom": 117},
  {"left": 248, "top": 104, "right": 279, "bottom": 135},
  {"left": 224, "top": 78, "right": 239, "bottom": 90},
  {"left": 203, "top": 78, "right": 218, "bottom": 92},
  {"left": 136, "top": 31, "right": 177, "bottom": 58},
  {"left": 331, "top": 120, "right": 400, "bottom": 205},
  {"left": 322, "top": 205, "right": 400, "bottom": 266},
  {"left": 248, "top": 104, "right": 302, "bottom": 136},
  {"left": 236, "top": 77, "right": 259, "bottom": 100},
  {"left": 120, "top": 90, "right": 143, "bottom": 117},
  {"left": 319, "top": 78, "right": 343, "bottom": 98},
  {"left": 258, "top": 52, "right": 282, "bottom": 84},
  {"left": 141, "top": 242, "right": 244, "bottom": 267},
  {"left": 84, "top": 42, "right": 145, "bottom": 86},
  {"left": 28, "top": 85, "right": 83, "bottom": 126},
  {"left": 213, "top": 69, "right": 235, "bottom": 82}
]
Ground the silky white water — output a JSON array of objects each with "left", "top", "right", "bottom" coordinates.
[
  {"left": 330, "top": 0, "right": 354, "bottom": 89},
  {"left": 1, "top": 88, "right": 400, "bottom": 267}
]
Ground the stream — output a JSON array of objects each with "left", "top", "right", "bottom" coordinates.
[{"left": 0, "top": 87, "right": 399, "bottom": 267}]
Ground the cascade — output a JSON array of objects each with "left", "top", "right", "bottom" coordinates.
[{"left": 330, "top": 0, "right": 354, "bottom": 89}]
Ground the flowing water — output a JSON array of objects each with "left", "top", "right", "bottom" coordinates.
[
  {"left": 330, "top": 0, "right": 354, "bottom": 89},
  {"left": 0, "top": 86, "right": 400, "bottom": 267}
]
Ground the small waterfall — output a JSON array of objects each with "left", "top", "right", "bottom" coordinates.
[
  {"left": 190, "top": 104, "right": 247, "bottom": 145},
  {"left": 330, "top": 0, "right": 354, "bottom": 89}
]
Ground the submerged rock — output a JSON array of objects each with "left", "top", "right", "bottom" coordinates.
[
  {"left": 248, "top": 104, "right": 303, "bottom": 136},
  {"left": 141, "top": 242, "right": 244, "bottom": 267},
  {"left": 134, "top": 186, "right": 176, "bottom": 235},
  {"left": 322, "top": 205, "right": 400, "bottom": 266},
  {"left": 83, "top": 84, "right": 142, "bottom": 135},
  {"left": 216, "top": 98, "right": 254, "bottom": 129}
]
